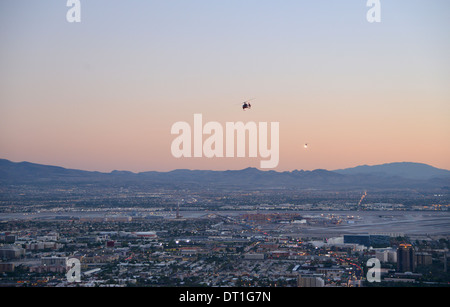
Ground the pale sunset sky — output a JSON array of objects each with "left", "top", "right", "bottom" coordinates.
[{"left": 1, "top": 1, "right": 449, "bottom": 172}]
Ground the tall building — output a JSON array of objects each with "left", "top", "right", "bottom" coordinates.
[{"left": 397, "top": 244, "right": 416, "bottom": 272}]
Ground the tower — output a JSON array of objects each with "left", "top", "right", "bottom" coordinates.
[
  {"left": 397, "top": 243, "right": 416, "bottom": 272},
  {"left": 174, "top": 199, "right": 185, "bottom": 221}
]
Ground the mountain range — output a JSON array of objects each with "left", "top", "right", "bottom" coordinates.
[
  {"left": 333, "top": 162, "right": 450, "bottom": 180},
  {"left": 1, "top": 158, "right": 449, "bottom": 191}
]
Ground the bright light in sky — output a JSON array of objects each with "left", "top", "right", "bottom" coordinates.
[{"left": 0, "top": 1, "right": 449, "bottom": 172}]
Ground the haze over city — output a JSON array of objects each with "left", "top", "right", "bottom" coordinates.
[{"left": 1, "top": 1, "right": 449, "bottom": 173}]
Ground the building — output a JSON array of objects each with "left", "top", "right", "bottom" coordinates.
[
  {"left": 25, "top": 242, "right": 63, "bottom": 251},
  {"left": 397, "top": 244, "right": 416, "bottom": 272},
  {"left": 344, "top": 235, "right": 370, "bottom": 247},
  {"left": 343, "top": 235, "right": 390, "bottom": 248},
  {"left": 375, "top": 248, "right": 397, "bottom": 263},
  {"left": 0, "top": 263, "right": 15, "bottom": 273},
  {"left": 244, "top": 253, "right": 265, "bottom": 260},
  {"left": 415, "top": 252, "right": 432, "bottom": 266},
  {"left": 369, "top": 235, "right": 391, "bottom": 247},
  {"left": 297, "top": 275, "right": 325, "bottom": 287},
  {"left": 0, "top": 245, "right": 25, "bottom": 260},
  {"left": 316, "top": 268, "right": 344, "bottom": 280},
  {"left": 37, "top": 232, "right": 59, "bottom": 241},
  {"left": 133, "top": 231, "right": 157, "bottom": 239},
  {"left": 269, "top": 250, "right": 290, "bottom": 259},
  {"left": 0, "top": 234, "right": 17, "bottom": 243},
  {"left": 29, "top": 256, "right": 70, "bottom": 273},
  {"left": 41, "top": 256, "right": 68, "bottom": 267}
]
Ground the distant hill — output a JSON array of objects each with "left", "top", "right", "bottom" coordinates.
[
  {"left": 334, "top": 162, "right": 450, "bottom": 180},
  {"left": 0, "top": 158, "right": 449, "bottom": 190},
  {"left": 0, "top": 159, "right": 105, "bottom": 183}
]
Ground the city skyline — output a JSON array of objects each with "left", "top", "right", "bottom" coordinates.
[{"left": 1, "top": 1, "right": 449, "bottom": 173}]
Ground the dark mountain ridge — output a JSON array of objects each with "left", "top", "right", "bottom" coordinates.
[
  {"left": 334, "top": 162, "right": 450, "bottom": 180},
  {"left": 0, "top": 159, "right": 449, "bottom": 190}
]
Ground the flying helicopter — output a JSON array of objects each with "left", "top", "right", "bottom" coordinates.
[{"left": 241, "top": 98, "right": 255, "bottom": 111}]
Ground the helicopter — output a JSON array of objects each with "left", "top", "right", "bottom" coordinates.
[{"left": 241, "top": 98, "right": 255, "bottom": 111}]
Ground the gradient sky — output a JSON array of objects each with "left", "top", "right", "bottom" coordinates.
[{"left": 1, "top": 0, "right": 449, "bottom": 172}]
